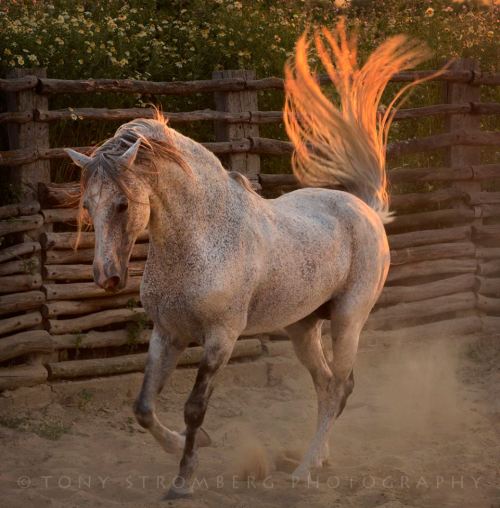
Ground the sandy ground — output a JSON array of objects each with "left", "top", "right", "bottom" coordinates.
[{"left": 0, "top": 332, "right": 499, "bottom": 508}]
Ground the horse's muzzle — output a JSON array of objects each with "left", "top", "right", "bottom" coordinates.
[{"left": 94, "top": 263, "right": 127, "bottom": 292}]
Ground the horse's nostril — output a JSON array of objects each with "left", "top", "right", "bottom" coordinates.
[{"left": 103, "top": 276, "right": 120, "bottom": 291}]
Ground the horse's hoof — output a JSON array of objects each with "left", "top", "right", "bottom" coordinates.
[
  {"left": 163, "top": 484, "right": 193, "bottom": 500},
  {"left": 180, "top": 426, "right": 212, "bottom": 448}
]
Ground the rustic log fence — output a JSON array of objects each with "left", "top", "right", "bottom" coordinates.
[{"left": 0, "top": 59, "right": 499, "bottom": 390}]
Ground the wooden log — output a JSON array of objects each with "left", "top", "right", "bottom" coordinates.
[
  {"left": 213, "top": 69, "right": 261, "bottom": 186},
  {"left": 249, "top": 137, "right": 292, "bottom": 155},
  {"left": 481, "top": 316, "right": 500, "bottom": 334},
  {"left": 0, "top": 257, "right": 39, "bottom": 276},
  {"left": 259, "top": 173, "right": 297, "bottom": 187},
  {"left": 0, "top": 290, "right": 45, "bottom": 316},
  {"left": 478, "top": 260, "right": 500, "bottom": 277},
  {"left": 0, "top": 214, "right": 43, "bottom": 237},
  {"left": 5, "top": 68, "right": 51, "bottom": 201},
  {"left": 386, "top": 208, "right": 474, "bottom": 233},
  {"left": 44, "top": 277, "right": 141, "bottom": 300},
  {"left": 0, "top": 330, "right": 53, "bottom": 362},
  {"left": 52, "top": 329, "right": 151, "bottom": 350},
  {"left": 366, "top": 291, "right": 476, "bottom": 330},
  {"left": 362, "top": 315, "right": 481, "bottom": 343},
  {"left": 387, "top": 258, "right": 477, "bottom": 283},
  {"left": 43, "top": 261, "right": 145, "bottom": 281},
  {"left": 473, "top": 164, "right": 500, "bottom": 181},
  {"left": 376, "top": 274, "right": 476, "bottom": 307},
  {"left": 476, "top": 247, "right": 500, "bottom": 260},
  {"left": 390, "top": 241, "right": 475, "bottom": 265},
  {"left": 0, "top": 311, "right": 42, "bottom": 337},
  {"left": 388, "top": 226, "right": 470, "bottom": 250},
  {"left": 390, "top": 187, "right": 466, "bottom": 212},
  {"left": 477, "top": 277, "right": 500, "bottom": 297},
  {"left": 38, "top": 76, "right": 255, "bottom": 95},
  {"left": 0, "top": 241, "right": 40, "bottom": 263},
  {"left": 0, "top": 75, "right": 38, "bottom": 92},
  {"left": 0, "top": 364, "right": 48, "bottom": 391},
  {"left": 0, "top": 201, "right": 40, "bottom": 220},
  {"left": 0, "top": 111, "right": 33, "bottom": 124},
  {"left": 476, "top": 204, "right": 500, "bottom": 219},
  {"left": 477, "top": 295, "right": 500, "bottom": 314},
  {"left": 469, "top": 192, "right": 500, "bottom": 205},
  {"left": 0, "top": 274, "right": 42, "bottom": 294},
  {"left": 473, "top": 224, "right": 500, "bottom": 242},
  {"left": 38, "top": 181, "right": 80, "bottom": 208},
  {"left": 387, "top": 130, "right": 500, "bottom": 158},
  {"left": 42, "top": 293, "right": 140, "bottom": 318},
  {"left": 41, "top": 208, "right": 78, "bottom": 224},
  {"left": 0, "top": 147, "right": 38, "bottom": 167},
  {"left": 47, "top": 307, "right": 147, "bottom": 334},
  {"left": 41, "top": 230, "right": 149, "bottom": 250},
  {"left": 470, "top": 102, "right": 500, "bottom": 115},
  {"left": 34, "top": 70, "right": 499, "bottom": 97},
  {"left": 45, "top": 242, "right": 148, "bottom": 264},
  {"left": 47, "top": 338, "right": 262, "bottom": 379},
  {"left": 388, "top": 164, "right": 499, "bottom": 185}
]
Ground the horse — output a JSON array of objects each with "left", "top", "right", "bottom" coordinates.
[{"left": 66, "top": 20, "right": 433, "bottom": 499}]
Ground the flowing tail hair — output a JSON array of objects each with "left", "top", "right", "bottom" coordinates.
[{"left": 284, "top": 18, "right": 438, "bottom": 224}]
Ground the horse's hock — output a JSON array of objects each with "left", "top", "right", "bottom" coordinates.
[{"left": 0, "top": 60, "right": 499, "bottom": 391}]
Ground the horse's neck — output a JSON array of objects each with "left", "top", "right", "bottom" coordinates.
[{"left": 147, "top": 134, "right": 232, "bottom": 253}]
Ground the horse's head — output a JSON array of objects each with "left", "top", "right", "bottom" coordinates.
[{"left": 66, "top": 139, "right": 150, "bottom": 292}]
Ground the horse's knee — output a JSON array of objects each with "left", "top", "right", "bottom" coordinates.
[{"left": 133, "top": 399, "right": 153, "bottom": 428}]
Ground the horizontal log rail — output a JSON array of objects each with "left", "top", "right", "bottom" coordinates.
[
  {"left": 376, "top": 273, "right": 476, "bottom": 307},
  {"left": 0, "top": 311, "right": 43, "bottom": 337},
  {"left": 367, "top": 291, "right": 477, "bottom": 330},
  {"left": 0, "top": 111, "right": 33, "bottom": 125},
  {"left": 47, "top": 307, "right": 147, "bottom": 334},
  {"left": 46, "top": 338, "right": 263, "bottom": 379},
  {"left": 0, "top": 201, "right": 39, "bottom": 220},
  {"left": 23, "top": 102, "right": 499, "bottom": 126},
  {"left": 0, "top": 69, "right": 498, "bottom": 96},
  {"left": 43, "top": 277, "right": 141, "bottom": 300},
  {"left": 0, "top": 241, "right": 41, "bottom": 263},
  {"left": 0, "top": 330, "right": 53, "bottom": 363},
  {"left": 2, "top": 133, "right": 499, "bottom": 167},
  {"left": 0, "top": 75, "right": 38, "bottom": 92},
  {"left": 0, "top": 364, "right": 47, "bottom": 391},
  {"left": 0, "top": 214, "right": 43, "bottom": 236}
]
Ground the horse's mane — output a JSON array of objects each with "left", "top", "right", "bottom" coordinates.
[{"left": 80, "top": 110, "right": 189, "bottom": 196}]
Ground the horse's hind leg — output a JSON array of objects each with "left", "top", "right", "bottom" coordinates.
[
  {"left": 285, "top": 313, "right": 333, "bottom": 468},
  {"left": 292, "top": 296, "right": 369, "bottom": 480},
  {"left": 133, "top": 328, "right": 211, "bottom": 454}
]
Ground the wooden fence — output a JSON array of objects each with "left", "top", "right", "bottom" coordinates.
[{"left": 0, "top": 61, "right": 499, "bottom": 390}]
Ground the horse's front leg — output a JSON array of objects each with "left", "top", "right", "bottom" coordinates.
[
  {"left": 166, "top": 329, "right": 236, "bottom": 499},
  {"left": 134, "top": 327, "right": 211, "bottom": 454}
]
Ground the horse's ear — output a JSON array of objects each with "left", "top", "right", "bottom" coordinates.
[
  {"left": 65, "top": 148, "right": 91, "bottom": 169},
  {"left": 119, "top": 139, "right": 141, "bottom": 168}
]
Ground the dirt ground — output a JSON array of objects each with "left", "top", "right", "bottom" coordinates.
[{"left": 0, "top": 332, "right": 499, "bottom": 508}]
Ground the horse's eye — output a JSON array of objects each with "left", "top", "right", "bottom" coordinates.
[
  {"left": 82, "top": 200, "right": 89, "bottom": 211},
  {"left": 116, "top": 200, "right": 128, "bottom": 213}
]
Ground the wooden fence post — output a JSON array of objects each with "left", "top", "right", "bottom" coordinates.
[
  {"left": 443, "top": 59, "right": 482, "bottom": 317},
  {"left": 212, "top": 69, "right": 261, "bottom": 189},
  {"left": 5, "top": 68, "right": 51, "bottom": 204}
]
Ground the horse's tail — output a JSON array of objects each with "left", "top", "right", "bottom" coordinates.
[{"left": 284, "top": 19, "right": 435, "bottom": 224}]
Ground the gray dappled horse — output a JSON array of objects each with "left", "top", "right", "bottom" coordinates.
[{"left": 67, "top": 21, "right": 433, "bottom": 498}]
